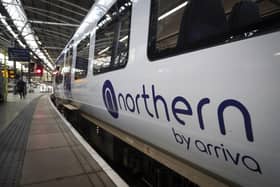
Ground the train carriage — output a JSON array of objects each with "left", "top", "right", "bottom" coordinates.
[{"left": 53, "top": 0, "right": 280, "bottom": 186}]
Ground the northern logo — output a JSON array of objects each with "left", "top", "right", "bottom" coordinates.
[
  {"left": 102, "top": 80, "right": 119, "bottom": 118},
  {"left": 102, "top": 80, "right": 253, "bottom": 142}
]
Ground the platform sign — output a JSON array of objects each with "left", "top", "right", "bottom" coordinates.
[{"left": 8, "top": 48, "right": 30, "bottom": 61}]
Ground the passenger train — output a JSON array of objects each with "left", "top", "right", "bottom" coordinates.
[{"left": 53, "top": 0, "right": 280, "bottom": 186}]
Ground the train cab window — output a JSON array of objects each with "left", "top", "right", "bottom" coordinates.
[
  {"left": 148, "top": 0, "right": 280, "bottom": 60},
  {"left": 75, "top": 35, "right": 90, "bottom": 80},
  {"left": 93, "top": 0, "right": 132, "bottom": 75}
]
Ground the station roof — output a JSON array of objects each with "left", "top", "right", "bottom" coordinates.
[{"left": 0, "top": 0, "right": 94, "bottom": 71}]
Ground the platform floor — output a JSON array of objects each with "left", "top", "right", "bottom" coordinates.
[
  {"left": 0, "top": 92, "right": 42, "bottom": 134},
  {"left": 0, "top": 94, "right": 126, "bottom": 187}
]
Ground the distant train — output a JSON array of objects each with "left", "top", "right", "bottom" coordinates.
[{"left": 53, "top": 0, "right": 280, "bottom": 186}]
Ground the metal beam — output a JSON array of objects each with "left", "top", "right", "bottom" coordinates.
[
  {"left": 0, "top": 35, "right": 10, "bottom": 47},
  {"left": 54, "top": 0, "right": 89, "bottom": 13},
  {"left": 33, "top": 28, "right": 72, "bottom": 39},
  {"left": 0, "top": 23, "right": 13, "bottom": 40},
  {"left": 0, "top": 16, "right": 25, "bottom": 23},
  {"left": 24, "top": 6, "right": 81, "bottom": 24},
  {"left": 44, "top": 46, "right": 64, "bottom": 50},
  {"left": 30, "top": 20, "right": 79, "bottom": 27},
  {"left": 36, "top": 0, "right": 86, "bottom": 17},
  {"left": 24, "top": 9, "right": 68, "bottom": 24},
  {"left": 40, "top": 26, "right": 73, "bottom": 33},
  {"left": 1, "top": 2, "right": 20, "bottom": 6}
]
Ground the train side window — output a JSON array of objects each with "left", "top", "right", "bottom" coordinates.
[
  {"left": 148, "top": 0, "right": 280, "bottom": 60},
  {"left": 93, "top": 0, "right": 132, "bottom": 75},
  {"left": 75, "top": 35, "right": 90, "bottom": 80},
  {"left": 55, "top": 54, "right": 64, "bottom": 85}
]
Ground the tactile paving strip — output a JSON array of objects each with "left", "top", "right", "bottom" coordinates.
[{"left": 0, "top": 97, "right": 40, "bottom": 187}]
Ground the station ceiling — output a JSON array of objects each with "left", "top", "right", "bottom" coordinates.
[
  {"left": 22, "top": 0, "right": 93, "bottom": 61},
  {"left": 0, "top": 0, "right": 94, "bottom": 70}
]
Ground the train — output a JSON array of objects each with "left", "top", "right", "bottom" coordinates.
[{"left": 52, "top": 0, "right": 280, "bottom": 186}]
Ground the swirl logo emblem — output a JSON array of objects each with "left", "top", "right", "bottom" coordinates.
[{"left": 102, "top": 80, "right": 119, "bottom": 118}]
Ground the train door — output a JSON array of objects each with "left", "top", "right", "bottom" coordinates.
[
  {"left": 54, "top": 53, "right": 64, "bottom": 100},
  {"left": 63, "top": 46, "right": 73, "bottom": 98},
  {"left": 71, "top": 34, "right": 90, "bottom": 101}
]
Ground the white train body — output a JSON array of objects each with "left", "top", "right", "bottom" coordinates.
[{"left": 53, "top": 0, "right": 280, "bottom": 186}]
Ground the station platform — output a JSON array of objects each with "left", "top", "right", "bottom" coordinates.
[{"left": 0, "top": 94, "right": 127, "bottom": 187}]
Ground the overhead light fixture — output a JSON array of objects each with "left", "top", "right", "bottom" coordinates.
[
  {"left": 158, "top": 1, "right": 188, "bottom": 21},
  {"left": 98, "top": 47, "right": 110, "bottom": 55},
  {"left": 119, "top": 35, "right": 128, "bottom": 42}
]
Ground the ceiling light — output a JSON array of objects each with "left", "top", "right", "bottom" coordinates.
[{"left": 158, "top": 1, "right": 188, "bottom": 21}]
